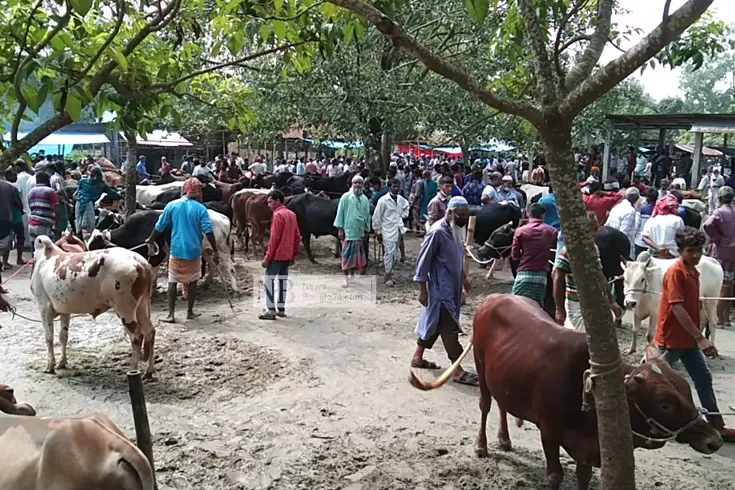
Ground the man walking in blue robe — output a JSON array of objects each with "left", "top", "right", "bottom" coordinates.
[{"left": 411, "top": 196, "right": 478, "bottom": 386}]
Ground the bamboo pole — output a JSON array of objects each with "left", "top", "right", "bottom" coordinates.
[{"left": 127, "top": 371, "right": 157, "bottom": 490}]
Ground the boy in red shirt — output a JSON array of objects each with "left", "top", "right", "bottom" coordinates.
[{"left": 655, "top": 226, "right": 735, "bottom": 441}]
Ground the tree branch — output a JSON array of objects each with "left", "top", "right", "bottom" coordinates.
[
  {"left": 558, "top": 35, "right": 591, "bottom": 55},
  {"left": 663, "top": 0, "right": 673, "bottom": 20},
  {"left": 150, "top": 42, "right": 307, "bottom": 92},
  {"left": 327, "top": 0, "right": 541, "bottom": 125},
  {"left": 260, "top": 1, "right": 324, "bottom": 21},
  {"left": 564, "top": 0, "right": 715, "bottom": 116},
  {"left": 565, "top": 0, "right": 614, "bottom": 90},
  {"left": 517, "top": 0, "right": 557, "bottom": 103},
  {"left": 70, "top": 0, "right": 126, "bottom": 90},
  {"left": 1, "top": 113, "right": 72, "bottom": 166}
]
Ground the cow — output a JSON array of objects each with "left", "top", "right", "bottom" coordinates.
[
  {"left": 201, "top": 209, "right": 239, "bottom": 294},
  {"left": 31, "top": 236, "right": 157, "bottom": 377},
  {"left": 243, "top": 193, "right": 272, "bottom": 253},
  {"left": 152, "top": 188, "right": 181, "bottom": 206},
  {"left": 136, "top": 181, "right": 183, "bottom": 207},
  {"left": 409, "top": 294, "right": 723, "bottom": 490},
  {"left": 0, "top": 412, "right": 154, "bottom": 490},
  {"left": 303, "top": 172, "right": 355, "bottom": 197},
  {"left": 463, "top": 204, "right": 523, "bottom": 278},
  {"left": 622, "top": 253, "right": 723, "bottom": 354},
  {"left": 103, "top": 171, "right": 124, "bottom": 187},
  {"left": 680, "top": 205, "right": 702, "bottom": 229},
  {"left": 229, "top": 189, "right": 272, "bottom": 251},
  {"left": 0, "top": 384, "right": 36, "bottom": 416},
  {"left": 287, "top": 193, "right": 341, "bottom": 263},
  {"left": 55, "top": 232, "right": 87, "bottom": 253},
  {"left": 204, "top": 201, "right": 233, "bottom": 222},
  {"left": 88, "top": 210, "right": 168, "bottom": 268}
]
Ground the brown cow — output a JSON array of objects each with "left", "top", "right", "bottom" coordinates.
[
  {"left": 230, "top": 189, "right": 275, "bottom": 252},
  {"left": 103, "top": 171, "right": 124, "bottom": 187},
  {"left": 409, "top": 294, "right": 723, "bottom": 490},
  {"left": 54, "top": 232, "right": 87, "bottom": 253},
  {"left": 213, "top": 180, "right": 246, "bottom": 202},
  {"left": 0, "top": 384, "right": 36, "bottom": 415}
]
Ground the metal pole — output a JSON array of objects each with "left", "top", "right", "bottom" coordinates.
[{"left": 127, "top": 370, "right": 157, "bottom": 490}]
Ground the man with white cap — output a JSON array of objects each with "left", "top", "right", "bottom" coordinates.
[
  {"left": 605, "top": 186, "right": 640, "bottom": 258},
  {"left": 412, "top": 195, "right": 478, "bottom": 386},
  {"left": 334, "top": 174, "right": 371, "bottom": 286},
  {"left": 497, "top": 175, "right": 519, "bottom": 207}
]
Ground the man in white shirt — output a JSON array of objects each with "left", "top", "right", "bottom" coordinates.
[
  {"left": 606, "top": 187, "right": 639, "bottom": 258},
  {"left": 480, "top": 172, "right": 503, "bottom": 205},
  {"left": 373, "top": 178, "right": 409, "bottom": 286},
  {"left": 248, "top": 159, "right": 267, "bottom": 176},
  {"left": 327, "top": 160, "right": 342, "bottom": 177},
  {"left": 13, "top": 160, "right": 35, "bottom": 247},
  {"left": 641, "top": 194, "right": 684, "bottom": 258}
]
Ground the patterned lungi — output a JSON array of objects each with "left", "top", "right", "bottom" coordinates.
[
  {"left": 511, "top": 270, "right": 547, "bottom": 307},
  {"left": 341, "top": 239, "right": 367, "bottom": 271},
  {"left": 168, "top": 256, "right": 202, "bottom": 284}
]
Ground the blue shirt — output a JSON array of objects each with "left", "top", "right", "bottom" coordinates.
[
  {"left": 370, "top": 186, "right": 388, "bottom": 206},
  {"left": 538, "top": 194, "right": 559, "bottom": 231},
  {"left": 296, "top": 162, "right": 305, "bottom": 175},
  {"left": 154, "top": 197, "right": 213, "bottom": 260},
  {"left": 462, "top": 180, "right": 484, "bottom": 206},
  {"left": 136, "top": 161, "right": 149, "bottom": 179},
  {"left": 76, "top": 177, "right": 120, "bottom": 208}
]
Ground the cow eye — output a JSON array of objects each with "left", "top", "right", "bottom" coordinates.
[{"left": 660, "top": 403, "right": 673, "bottom": 412}]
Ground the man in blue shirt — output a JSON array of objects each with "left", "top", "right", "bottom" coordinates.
[
  {"left": 147, "top": 178, "right": 219, "bottom": 323},
  {"left": 136, "top": 156, "right": 150, "bottom": 182},
  {"left": 75, "top": 166, "right": 121, "bottom": 240}
]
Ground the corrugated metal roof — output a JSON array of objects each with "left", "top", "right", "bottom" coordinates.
[
  {"left": 674, "top": 144, "right": 723, "bottom": 157},
  {"left": 607, "top": 113, "right": 735, "bottom": 131},
  {"left": 689, "top": 120, "right": 735, "bottom": 134}
]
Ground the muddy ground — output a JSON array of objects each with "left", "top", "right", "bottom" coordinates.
[{"left": 1, "top": 234, "right": 734, "bottom": 489}]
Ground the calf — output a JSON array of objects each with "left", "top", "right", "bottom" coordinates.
[
  {"left": 0, "top": 413, "right": 154, "bottom": 490},
  {"left": 409, "top": 294, "right": 723, "bottom": 490},
  {"left": 623, "top": 254, "right": 722, "bottom": 354},
  {"left": 31, "top": 236, "right": 157, "bottom": 377}
]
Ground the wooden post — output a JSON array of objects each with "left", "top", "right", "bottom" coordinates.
[
  {"left": 462, "top": 215, "right": 477, "bottom": 305},
  {"left": 127, "top": 370, "right": 157, "bottom": 490}
]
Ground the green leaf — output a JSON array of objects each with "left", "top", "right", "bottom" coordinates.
[
  {"left": 109, "top": 47, "right": 128, "bottom": 71},
  {"left": 344, "top": 23, "right": 354, "bottom": 45},
  {"left": 65, "top": 92, "right": 83, "bottom": 121},
  {"left": 259, "top": 24, "right": 272, "bottom": 41},
  {"left": 69, "top": 0, "right": 92, "bottom": 16},
  {"left": 354, "top": 21, "right": 366, "bottom": 40},
  {"left": 474, "top": 0, "right": 489, "bottom": 23},
  {"left": 273, "top": 0, "right": 283, "bottom": 14},
  {"left": 273, "top": 20, "right": 286, "bottom": 40}
]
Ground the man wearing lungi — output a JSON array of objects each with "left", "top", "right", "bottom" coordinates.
[
  {"left": 148, "top": 178, "right": 219, "bottom": 323},
  {"left": 411, "top": 196, "right": 478, "bottom": 386},
  {"left": 334, "top": 174, "right": 371, "bottom": 287},
  {"left": 553, "top": 212, "right": 621, "bottom": 330},
  {"left": 510, "top": 203, "right": 557, "bottom": 307}
]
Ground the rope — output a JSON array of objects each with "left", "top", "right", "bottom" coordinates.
[
  {"left": 624, "top": 287, "right": 735, "bottom": 301},
  {"left": 581, "top": 359, "right": 623, "bottom": 412},
  {"left": 11, "top": 311, "right": 87, "bottom": 323},
  {"left": 1, "top": 260, "right": 34, "bottom": 287}
]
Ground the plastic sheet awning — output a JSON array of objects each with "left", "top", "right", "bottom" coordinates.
[{"left": 3, "top": 132, "right": 110, "bottom": 145}]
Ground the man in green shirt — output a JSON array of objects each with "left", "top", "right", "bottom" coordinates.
[
  {"left": 334, "top": 174, "right": 371, "bottom": 286},
  {"left": 3, "top": 168, "right": 25, "bottom": 269}
]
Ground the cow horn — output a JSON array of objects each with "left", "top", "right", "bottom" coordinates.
[
  {"left": 465, "top": 246, "right": 495, "bottom": 265},
  {"left": 620, "top": 260, "right": 626, "bottom": 272}
]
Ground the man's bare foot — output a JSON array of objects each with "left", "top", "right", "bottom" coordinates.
[
  {"left": 186, "top": 312, "right": 201, "bottom": 320},
  {"left": 16, "top": 259, "right": 26, "bottom": 266},
  {"left": 161, "top": 316, "right": 176, "bottom": 324}
]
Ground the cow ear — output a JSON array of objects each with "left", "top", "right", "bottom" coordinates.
[{"left": 644, "top": 343, "right": 660, "bottom": 362}]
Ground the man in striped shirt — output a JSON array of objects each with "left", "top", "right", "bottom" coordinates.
[{"left": 27, "top": 171, "right": 58, "bottom": 252}]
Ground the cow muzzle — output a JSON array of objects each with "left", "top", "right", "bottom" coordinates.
[{"left": 624, "top": 298, "right": 638, "bottom": 308}]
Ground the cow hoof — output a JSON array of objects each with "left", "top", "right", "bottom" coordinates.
[
  {"left": 475, "top": 447, "right": 489, "bottom": 458},
  {"left": 626, "top": 347, "right": 636, "bottom": 355},
  {"left": 498, "top": 440, "right": 513, "bottom": 452},
  {"left": 143, "top": 372, "right": 155, "bottom": 381},
  {"left": 56, "top": 362, "right": 67, "bottom": 370},
  {"left": 44, "top": 367, "right": 56, "bottom": 375}
]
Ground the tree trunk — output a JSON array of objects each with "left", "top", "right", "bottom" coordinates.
[
  {"left": 124, "top": 129, "right": 138, "bottom": 218},
  {"left": 460, "top": 139, "right": 470, "bottom": 168},
  {"left": 380, "top": 128, "right": 392, "bottom": 174},
  {"left": 540, "top": 117, "right": 635, "bottom": 490}
]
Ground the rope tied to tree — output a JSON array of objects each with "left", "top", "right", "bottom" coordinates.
[{"left": 581, "top": 358, "right": 623, "bottom": 412}]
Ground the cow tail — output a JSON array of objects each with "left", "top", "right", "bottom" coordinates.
[{"left": 407, "top": 336, "right": 473, "bottom": 391}]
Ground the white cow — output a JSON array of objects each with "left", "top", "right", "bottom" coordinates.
[
  {"left": 622, "top": 253, "right": 723, "bottom": 354},
  {"left": 0, "top": 412, "right": 154, "bottom": 490},
  {"left": 519, "top": 184, "right": 549, "bottom": 208},
  {"left": 31, "top": 236, "right": 157, "bottom": 377},
  {"left": 135, "top": 181, "right": 184, "bottom": 207},
  {"left": 203, "top": 209, "right": 239, "bottom": 294}
]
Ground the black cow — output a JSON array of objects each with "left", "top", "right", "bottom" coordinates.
[
  {"left": 205, "top": 201, "right": 233, "bottom": 222},
  {"left": 286, "top": 176, "right": 305, "bottom": 195},
  {"left": 202, "top": 184, "right": 222, "bottom": 203},
  {"left": 153, "top": 189, "right": 181, "bottom": 205},
  {"left": 471, "top": 203, "right": 523, "bottom": 253},
  {"left": 303, "top": 172, "right": 355, "bottom": 197},
  {"left": 87, "top": 210, "right": 169, "bottom": 267},
  {"left": 287, "top": 193, "right": 340, "bottom": 263},
  {"left": 95, "top": 209, "right": 124, "bottom": 230}
]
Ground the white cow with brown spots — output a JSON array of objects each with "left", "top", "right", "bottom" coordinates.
[{"left": 30, "top": 236, "right": 157, "bottom": 377}]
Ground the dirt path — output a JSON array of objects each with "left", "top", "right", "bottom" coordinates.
[{"left": 1, "top": 235, "right": 734, "bottom": 489}]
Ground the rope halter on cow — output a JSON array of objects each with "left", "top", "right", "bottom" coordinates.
[{"left": 581, "top": 359, "right": 706, "bottom": 445}]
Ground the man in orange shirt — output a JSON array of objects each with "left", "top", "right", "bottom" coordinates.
[{"left": 655, "top": 226, "right": 735, "bottom": 441}]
